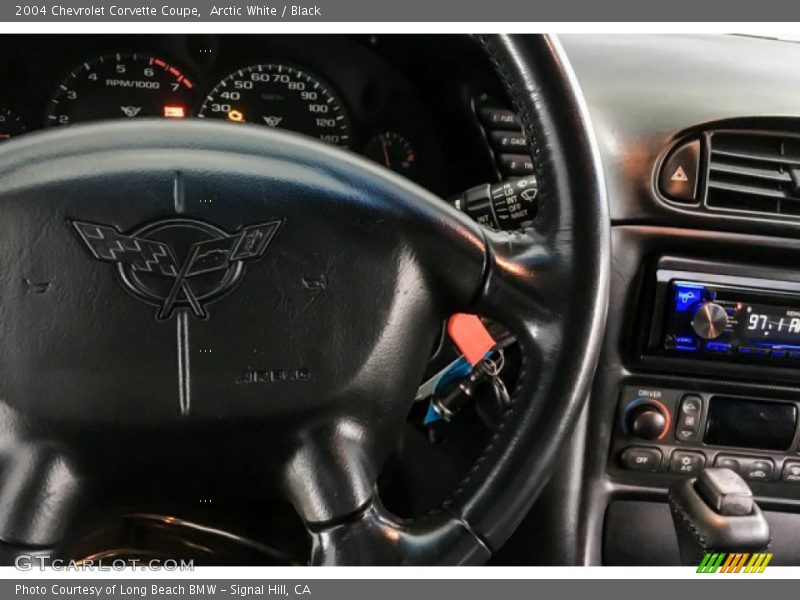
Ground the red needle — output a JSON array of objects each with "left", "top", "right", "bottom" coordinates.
[{"left": 381, "top": 135, "right": 391, "bottom": 168}]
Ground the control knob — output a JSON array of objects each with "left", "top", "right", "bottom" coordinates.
[
  {"left": 453, "top": 178, "right": 538, "bottom": 230},
  {"left": 691, "top": 302, "right": 729, "bottom": 340},
  {"left": 627, "top": 403, "right": 669, "bottom": 440}
]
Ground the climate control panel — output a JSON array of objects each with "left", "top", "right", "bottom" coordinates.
[{"left": 610, "top": 385, "right": 800, "bottom": 485}]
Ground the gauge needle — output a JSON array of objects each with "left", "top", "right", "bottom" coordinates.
[{"left": 381, "top": 135, "right": 391, "bottom": 168}]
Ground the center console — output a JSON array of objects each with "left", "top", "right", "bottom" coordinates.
[
  {"left": 610, "top": 258, "right": 800, "bottom": 492},
  {"left": 591, "top": 227, "right": 800, "bottom": 566}
]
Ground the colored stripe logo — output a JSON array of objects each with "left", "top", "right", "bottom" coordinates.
[{"left": 697, "top": 553, "right": 773, "bottom": 573}]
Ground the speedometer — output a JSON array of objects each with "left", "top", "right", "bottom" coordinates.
[
  {"left": 198, "top": 64, "right": 351, "bottom": 147},
  {"left": 46, "top": 53, "right": 196, "bottom": 126}
]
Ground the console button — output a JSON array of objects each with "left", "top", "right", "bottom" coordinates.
[
  {"left": 715, "top": 455, "right": 741, "bottom": 472},
  {"left": 620, "top": 446, "right": 662, "bottom": 472},
  {"left": 781, "top": 461, "right": 800, "bottom": 483},
  {"left": 498, "top": 153, "right": 535, "bottom": 176},
  {"left": 659, "top": 137, "right": 700, "bottom": 203},
  {"left": 675, "top": 427, "right": 698, "bottom": 443},
  {"left": 680, "top": 395, "right": 702, "bottom": 415},
  {"left": 740, "top": 457, "right": 774, "bottom": 482},
  {"left": 670, "top": 450, "right": 706, "bottom": 475},
  {"left": 675, "top": 394, "right": 702, "bottom": 443},
  {"left": 479, "top": 107, "right": 521, "bottom": 130},
  {"left": 489, "top": 131, "right": 528, "bottom": 152}
]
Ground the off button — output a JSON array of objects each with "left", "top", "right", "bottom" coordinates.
[
  {"left": 621, "top": 446, "right": 663, "bottom": 472},
  {"left": 659, "top": 137, "right": 701, "bottom": 203}
]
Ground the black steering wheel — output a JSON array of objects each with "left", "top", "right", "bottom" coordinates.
[{"left": 0, "top": 34, "right": 608, "bottom": 565}]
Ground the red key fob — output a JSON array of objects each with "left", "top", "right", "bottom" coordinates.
[{"left": 447, "top": 313, "right": 496, "bottom": 366}]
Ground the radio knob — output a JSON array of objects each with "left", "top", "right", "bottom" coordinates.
[
  {"left": 627, "top": 402, "right": 670, "bottom": 440},
  {"left": 691, "top": 302, "right": 729, "bottom": 340}
]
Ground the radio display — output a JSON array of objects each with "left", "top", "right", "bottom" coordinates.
[{"left": 743, "top": 304, "right": 800, "bottom": 346}]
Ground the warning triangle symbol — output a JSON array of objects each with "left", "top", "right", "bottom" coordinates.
[{"left": 671, "top": 166, "right": 689, "bottom": 182}]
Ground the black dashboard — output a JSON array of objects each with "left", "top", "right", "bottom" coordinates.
[{"left": 0, "top": 34, "right": 523, "bottom": 198}]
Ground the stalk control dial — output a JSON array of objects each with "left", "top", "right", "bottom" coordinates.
[{"left": 454, "top": 178, "right": 538, "bottom": 230}]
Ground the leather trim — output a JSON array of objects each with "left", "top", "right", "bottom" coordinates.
[{"left": 435, "top": 34, "right": 610, "bottom": 551}]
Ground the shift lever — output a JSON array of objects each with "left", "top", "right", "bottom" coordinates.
[{"left": 668, "top": 467, "right": 770, "bottom": 565}]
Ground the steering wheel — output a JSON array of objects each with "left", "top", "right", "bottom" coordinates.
[{"left": 0, "top": 34, "right": 608, "bottom": 566}]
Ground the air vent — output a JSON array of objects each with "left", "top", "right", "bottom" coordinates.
[{"left": 706, "top": 131, "right": 800, "bottom": 217}]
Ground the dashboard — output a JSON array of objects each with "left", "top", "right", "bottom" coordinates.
[
  {"left": 0, "top": 34, "right": 520, "bottom": 199},
  {"left": 549, "top": 34, "right": 800, "bottom": 567},
  {"left": 18, "top": 33, "right": 799, "bottom": 567}
]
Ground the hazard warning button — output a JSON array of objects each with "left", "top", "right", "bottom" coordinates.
[{"left": 659, "top": 137, "right": 701, "bottom": 203}]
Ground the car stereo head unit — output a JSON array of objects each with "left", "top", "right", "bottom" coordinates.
[
  {"left": 648, "top": 267, "right": 800, "bottom": 366},
  {"left": 666, "top": 280, "right": 800, "bottom": 357}
]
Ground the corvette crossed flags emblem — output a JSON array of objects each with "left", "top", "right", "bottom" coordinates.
[{"left": 72, "top": 218, "right": 282, "bottom": 320}]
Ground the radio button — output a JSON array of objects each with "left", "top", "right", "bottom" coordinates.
[
  {"left": 620, "top": 446, "right": 663, "bottom": 472},
  {"left": 669, "top": 450, "right": 705, "bottom": 475},
  {"left": 706, "top": 341, "right": 732, "bottom": 353},
  {"left": 740, "top": 457, "right": 774, "bottom": 482},
  {"left": 738, "top": 347, "right": 770, "bottom": 357},
  {"left": 691, "top": 302, "right": 729, "bottom": 340},
  {"left": 781, "top": 461, "right": 800, "bottom": 483}
]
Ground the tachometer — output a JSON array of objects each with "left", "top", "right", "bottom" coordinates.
[
  {"left": 0, "top": 107, "right": 26, "bottom": 141},
  {"left": 198, "top": 64, "right": 351, "bottom": 147},
  {"left": 46, "top": 53, "right": 196, "bottom": 126}
]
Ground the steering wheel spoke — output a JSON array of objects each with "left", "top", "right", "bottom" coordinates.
[
  {"left": 278, "top": 420, "right": 491, "bottom": 566},
  {"left": 0, "top": 438, "right": 82, "bottom": 563},
  {"left": 308, "top": 499, "right": 490, "bottom": 566},
  {"left": 479, "top": 229, "right": 562, "bottom": 318},
  {"left": 282, "top": 423, "right": 380, "bottom": 525}
]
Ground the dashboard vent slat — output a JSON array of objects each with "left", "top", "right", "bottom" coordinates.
[
  {"left": 707, "top": 181, "right": 786, "bottom": 199},
  {"left": 712, "top": 148, "right": 799, "bottom": 166},
  {"left": 706, "top": 131, "right": 800, "bottom": 217},
  {"left": 709, "top": 162, "right": 791, "bottom": 183}
]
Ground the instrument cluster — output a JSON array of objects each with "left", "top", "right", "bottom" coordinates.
[{"left": 0, "top": 35, "right": 477, "bottom": 190}]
